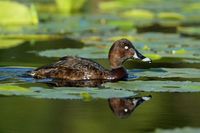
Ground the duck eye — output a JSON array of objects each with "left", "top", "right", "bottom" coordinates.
[
  {"left": 124, "top": 46, "right": 129, "bottom": 50},
  {"left": 124, "top": 108, "right": 128, "bottom": 112}
]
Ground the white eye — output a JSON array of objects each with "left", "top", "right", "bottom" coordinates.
[
  {"left": 124, "top": 108, "right": 128, "bottom": 112},
  {"left": 124, "top": 46, "right": 129, "bottom": 49}
]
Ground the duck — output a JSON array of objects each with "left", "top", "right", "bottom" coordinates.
[{"left": 29, "top": 39, "right": 151, "bottom": 82}]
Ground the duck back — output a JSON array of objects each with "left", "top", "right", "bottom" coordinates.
[{"left": 30, "top": 56, "right": 112, "bottom": 80}]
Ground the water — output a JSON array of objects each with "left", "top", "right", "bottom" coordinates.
[
  {"left": 0, "top": 93, "right": 200, "bottom": 133},
  {"left": 0, "top": 12, "right": 200, "bottom": 133},
  {"left": 0, "top": 29, "right": 200, "bottom": 133}
]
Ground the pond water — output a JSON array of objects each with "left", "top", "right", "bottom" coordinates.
[
  {"left": 0, "top": 93, "right": 200, "bottom": 133},
  {"left": 0, "top": 0, "right": 200, "bottom": 132},
  {"left": 0, "top": 37, "right": 200, "bottom": 133}
]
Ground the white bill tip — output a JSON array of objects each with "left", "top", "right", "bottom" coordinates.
[{"left": 142, "top": 57, "right": 151, "bottom": 62}]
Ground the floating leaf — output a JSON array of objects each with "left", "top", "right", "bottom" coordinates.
[
  {"left": 0, "top": 84, "right": 137, "bottom": 100},
  {"left": 158, "top": 12, "right": 184, "bottom": 21},
  {"left": 55, "top": 0, "right": 86, "bottom": 13},
  {"left": 154, "top": 127, "right": 200, "bottom": 133},
  {"left": 0, "top": 1, "right": 38, "bottom": 26},
  {"left": 0, "top": 39, "right": 24, "bottom": 49},
  {"left": 157, "top": 12, "right": 184, "bottom": 26},
  {"left": 122, "top": 9, "right": 154, "bottom": 20},
  {"left": 184, "top": 3, "right": 200, "bottom": 12},
  {"left": 38, "top": 46, "right": 108, "bottom": 59},
  {"left": 178, "top": 27, "right": 200, "bottom": 38},
  {"left": 129, "top": 68, "right": 200, "bottom": 79},
  {"left": 143, "top": 45, "right": 151, "bottom": 51},
  {"left": 121, "top": 9, "right": 154, "bottom": 26},
  {"left": 0, "top": 85, "right": 29, "bottom": 92},
  {"left": 80, "top": 92, "right": 93, "bottom": 101},
  {"left": 144, "top": 54, "right": 162, "bottom": 60},
  {"left": 107, "top": 20, "right": 134, "bottom": 30},
  {"left": 103, "top": 81, "right": 200, "bottom": 92},
  {"left": 0, "top": 85, "right": 31, "bottom": 96},
  {"left": 172, "top": 48, "right": 187, "bottom": 54},
  {"left": 99, "top": 1, "right": 125, "bottom": 12}
]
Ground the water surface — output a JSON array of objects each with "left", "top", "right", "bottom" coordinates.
[{"left": 0, "top": 93, "right": 200, "bottom": 133}]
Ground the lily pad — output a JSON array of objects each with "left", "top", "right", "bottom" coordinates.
[
  {"left": 99, "top": 1, "right": 126, "bottom": 12},
  {"left": 154, "top": 127, "right": 200, "bottom": 133},
  {"left": 0, "top": 39, "right": 24, "bottom": 49},
  {"left": 0, "top": 84, "right": 136, "bottom": 100},
  {"left": 128, "top": 68, "right": 200, "bottom": 79},
  {"left": 55, "top": 0, "right": 86, "bottom": 13},
  {"left": 178, "top": 27, "right": 200, "bottom": 38},
  {"left": 0, "top": 1, "right": 38, "bottom": 26},
  {"left": 103, "top": 81, "right": 200, "bottom": 92},
  {"left": 38, "top": 46, "right": 109, "bottom": 59},
  {"left": 121, "top": 9, "right": 154, "bottom": 27}
]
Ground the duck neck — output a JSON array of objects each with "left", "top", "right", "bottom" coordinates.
[
  {"left": 109, "top": 57, "right": 124, "bottom": 69},
  {"left": 110, "top": 67, "right": 128, "bottom": 80}
]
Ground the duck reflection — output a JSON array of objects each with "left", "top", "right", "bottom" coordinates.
[{"left": 108, "top": 95, "right": 152, "bottom": 118}]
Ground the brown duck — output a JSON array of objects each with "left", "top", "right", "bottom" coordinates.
[{"left": 29, "top": 39, "right": 151, "bottom": 81}]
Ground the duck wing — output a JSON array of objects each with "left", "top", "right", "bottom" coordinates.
[{"left": 30, "top": 56, "right": 109, "bottom": 80}]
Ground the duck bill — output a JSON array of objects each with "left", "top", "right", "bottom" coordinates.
[{"left": 133, "top": 49, "right": 152, "bottom": 63}]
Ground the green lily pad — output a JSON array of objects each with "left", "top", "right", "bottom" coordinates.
[
  {"left": 0, "top": 1, "right": 38, "bottom": 26},
  {"left": 103, "top": 81, "right": 200, "bottom": 92},
  {"left": 0, "top": 85, "right": 31, "bottom": 96},
  {"left": 154, "top": 127, "right": 200, "bottom": 133},
  {"left": 158, "top": 12, "right": 184, "bottom": 21},
  {"left": 178, "top": 27, "right": 200, "bottom": 38},
  {"left": 135, "top": 33, "right": 200, "bottom": 61},
  {"left": 129, "top": 68, "right": 200, "bottom": 79},
  {"left": 121, "top": 9, "right": 154, "bottom": 20},
  {"left": 38, "top": 46, "right": 109, "bottom": 59},
  {"left": 55, "top": 0, "right": 86, "bottom": 13},
  {"left": 99, "top": 1, "right": 126, "bottom": 12},
  {"left": 0, "top": 14, "right": 118, "bottom": 40},
  {"left": 0, "top": 39, "right": 24, "bottom": 49},
  {"left": 107, "top": 20, "right": 134, "bottom": 30},
  {"left": 0, "top": 84, "right": 136, "bottom": 100}
]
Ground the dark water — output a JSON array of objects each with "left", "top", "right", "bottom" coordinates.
[{"left": 0, "top": 93, "right": 200, "bottom": 133}]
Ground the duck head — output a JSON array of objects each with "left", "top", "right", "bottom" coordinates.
[{"left": 109, "top": 38, "right": 152, "bottom": 69}]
